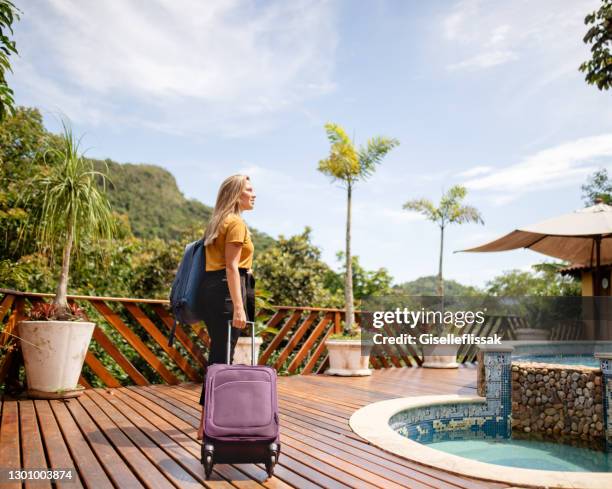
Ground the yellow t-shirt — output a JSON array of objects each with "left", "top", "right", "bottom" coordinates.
[{"left": 205, "top": 214, "right": 254, "bottom": 271}]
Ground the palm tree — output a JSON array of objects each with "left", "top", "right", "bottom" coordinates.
[
  {"left": 318, "top": 123, "right": 399, "bottom": 333},
  {"left": 403, "top": 185, "right": 483, "bottom": 296},
  {"left": 19, "top": 120, "right": 116, "bottom": 317}
]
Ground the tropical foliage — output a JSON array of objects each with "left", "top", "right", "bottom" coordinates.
[
  {"left": 17, "top": 121, "right": 117, "bottom": 316},
  {"left": 324, "top": 252, "right": 393, "bottom": 301},
  {"left": 581, "top": 168, "right": 611, "bottom": 205},
  {"left": 254, "top": 227, "right": 342, "bottom": 307},
  {"left": 0, "top": 0, "right": 19, "bottom": 120},
  {"left": 580, "top": 0, "right": 612, "bottom": 91},
  {"left": 485, "top": 263, "right": 581, "bottom": 297}
]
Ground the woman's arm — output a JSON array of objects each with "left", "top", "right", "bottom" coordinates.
[{"left": 225, "top": 242, "right": 247, "bottom": 328}]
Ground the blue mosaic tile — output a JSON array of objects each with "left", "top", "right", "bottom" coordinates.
[{"left": 392, "top": 348, "right": 514, "bottom": 446}]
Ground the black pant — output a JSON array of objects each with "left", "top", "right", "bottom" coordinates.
[{"left": 199, "top": 268, "right": 255, "bottom": 405}]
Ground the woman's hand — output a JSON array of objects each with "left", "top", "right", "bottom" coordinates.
[{"left": 232, "top": 307, "right": 247, "bottom": 329}]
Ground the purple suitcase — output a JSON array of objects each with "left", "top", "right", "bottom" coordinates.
[{"left": 201, "top": 321, "right": 280, "bottom": 478}]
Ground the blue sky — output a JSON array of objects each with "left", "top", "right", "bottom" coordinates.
[{"left": 9, "top": 0, "right": 612, "bottom": 287}]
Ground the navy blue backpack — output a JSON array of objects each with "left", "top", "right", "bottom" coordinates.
[{"left": 168, "top": 238, "right": 206, "bottom": 346}]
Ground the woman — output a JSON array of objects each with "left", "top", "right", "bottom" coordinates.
[{"left": 197, "top": 174, "right": 256, "bottom": 439}]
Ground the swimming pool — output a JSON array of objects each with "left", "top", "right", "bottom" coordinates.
[
  {"left": 508, "top": 340, "right": 612, "bottom": 368},
  {"left": 513, "top": 354, "right": 599, "bottom": 367},
  {"left": 419, "top": 432, "right": 611, "bottom": 472},
  {"left": 350, "top": 395, "right": 612, "bottom": 488}
]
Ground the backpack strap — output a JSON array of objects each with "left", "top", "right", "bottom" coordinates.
[{"left": 168, "top": 315, "right": 178, "bottom": 347}]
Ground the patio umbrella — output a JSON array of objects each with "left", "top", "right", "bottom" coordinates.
[{"left": 458, "top": 200, "right": 612, "bottom": 295}]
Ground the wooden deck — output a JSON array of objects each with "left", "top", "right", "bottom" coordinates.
[{"left": 0, "top": 367, "right": 510, "bottom": 489}]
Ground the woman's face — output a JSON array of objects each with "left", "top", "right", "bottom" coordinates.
[{"left": 239, "top": 180, "right": 256, "bottom": 211}]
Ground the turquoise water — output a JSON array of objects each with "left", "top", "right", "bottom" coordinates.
[
  {"left": 425, "top": 437, "right": 611, "bottom": 472},
  {"left": 514, "top": 354, "right": 599, "bottom": 368}
]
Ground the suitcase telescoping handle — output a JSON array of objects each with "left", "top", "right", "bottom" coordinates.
[{"left": 227, "top": 320, "right": 256, "bottom": 366}]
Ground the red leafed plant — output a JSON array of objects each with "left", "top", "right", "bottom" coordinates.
[{"left": 28, "top": 302, "right": 86, "bottom": 321}]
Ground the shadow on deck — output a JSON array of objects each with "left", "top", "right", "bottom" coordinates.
[{"left": 0, "top": 367, "right": 510, "bottom": 489}]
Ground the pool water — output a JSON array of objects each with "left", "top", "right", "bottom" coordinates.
[
  {"left": 514, "top": 354, "right": 599, "bottom": 367},
  {"left": 424, "top": 436, "right": 611, "bottom": 472}
]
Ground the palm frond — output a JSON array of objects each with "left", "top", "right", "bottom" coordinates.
[
  {"left": 17, "top": 119, "right": 116, "bottom": 262},
  {"left": 358, "top": 136, "right": 399, "bottom": 179},
  {"left": 403, "top": 198, "right": 439, "bottom": 222}
]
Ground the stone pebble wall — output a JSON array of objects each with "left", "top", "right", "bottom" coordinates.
[{"left": 511, "top": 362, "right": 604, "bottom": 447}]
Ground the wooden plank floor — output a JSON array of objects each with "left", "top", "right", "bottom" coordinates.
[{"left": 0, "top": 367, "right": 510, "bottom": 489}]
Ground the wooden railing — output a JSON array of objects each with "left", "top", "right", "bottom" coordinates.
[{"left": 0, "top": 289, "right": 517, "bottom": 391}]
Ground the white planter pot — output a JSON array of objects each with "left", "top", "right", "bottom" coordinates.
[
  {"left": 232, "top": 336, "right": 263, "bottom": 365},
  {"left": 515, "top": 328, "right": 549, "bottom": 341},
  {"left": 18, "top": 320, "right": 95, "bottom": 398},
  {"left": 324, "top": 339, "right": 372, "bottom": 376},
  {"left": 422, "top": 343, "right": 459, "bottom": 369}
]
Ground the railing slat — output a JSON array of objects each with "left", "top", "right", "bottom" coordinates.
[
  {"left": 84, "top": 351, "right": 122, "bottom": 388},
  {"left": 0, "top": 297, "right": 25, "bottom": 389},
  {"left": 79, "top": 375, "right": 92, "bottom": 389},
  {"left": 150, "top": 304, "right": 207, "bottom": 369},
  {"left": 122, "top": 302, "right": 199, "bottom": 382},
  {"left": 382, "top": 323, "right": 414, "bottom": 367},
  {"left": 287, "top": 313, "right": 332, "bottom": 374},
  {"left": 91, "top": 327, "right": 149, "bottom": 386},
  {"left": 301, "top": 325, "right": 334, "bottom": 375},
  {"left": 90, "top": 300, "right": 179, "bottom": 385},
  {"left": 314, "top": 354, "right": 329, "bottom": 374},
  {"left": 374, "top": 351, "right": 391, "bottom": 369},
  {"left": 259, "top": 311, "right": 301, "bottom": 365},
  {"left": 0, "top": 296, "right": 23, "bottom": 348},
  {"left": 0, "top": 294, "right": 15, "bottom": 324},
  {"left": 334, "top": 311, "right": 342, "bottom": 334},
  {"left": 67, "top": 299, "right": 150, "bottom": 387},
  {"left": 369, "top": 355, "right": 381, "bottom": 369},
  {"left": 389, "top": 322, "right": 422, "bottom": 366},
  {"left": 273, "top": 311, "right": 318, "bottom": 371}
]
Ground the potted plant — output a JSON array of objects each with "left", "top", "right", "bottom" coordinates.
[
  {"left": 317, "top": 122, "right": 398, "bottom": 376},
  {"left": 324, "top": 320, "right": 374, "bottom": 376},
  {"left": 421, "top": 318, "right": 460, "bottom": 368},
  {"left": 232, "top": 320, "right": 279, "bottom": 365},
  {"left": 16, "top": 121, "right": 116, "bottom": 399},
  {"left": 232, "top": 288, "right": 279, "bottom": 365}
]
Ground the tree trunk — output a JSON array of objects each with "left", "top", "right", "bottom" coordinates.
[
  {"left": 345, "top": 183, "right": 355, "bottom": 333},
  {"left": 53, "top": 223, "right": 73, "bottom": 316},
  {"left": 437, "top": 225, "right": 444, "bottom": 296}
]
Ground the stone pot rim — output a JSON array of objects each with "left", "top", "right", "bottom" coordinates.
[
  {"left": 19, "top": 320, "right": 96, "bottom": 326},
  {"left": 325, "top": 338, "right": 372, "bottom": 344}
]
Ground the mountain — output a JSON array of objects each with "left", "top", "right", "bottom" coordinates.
[
  {"left": 393, "top": 275, "right": 481, "bottom": 296},
  {"left": 92, "top": 158, "right": 275, "bottom": 252}
]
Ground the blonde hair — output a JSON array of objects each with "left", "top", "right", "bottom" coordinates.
[{"left": 203, "top": 174, "right": 250, "bottom": 246}]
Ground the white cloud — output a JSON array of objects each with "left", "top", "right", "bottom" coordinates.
[
  {"left": 463, "top": 134, "right": 612, "bottom": 204},
  {"left": 447, "top": 50, "right": 518, "bottom": 71},
  {"left": 442, "top": 0, "right": 598, "bottom": 73},
  {"left": 11, "top": 0, "right": 338, "bottom": 137},
  {"left": 457, "top": 166, "right": 493, "bottom": 178}
]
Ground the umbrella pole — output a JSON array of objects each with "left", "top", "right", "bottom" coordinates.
[
  {"left": 595, "top": 236, "right": 601, "bottom": 339},
  {"left": 595, "top": 236, "right": 601, "bottom": 296}
]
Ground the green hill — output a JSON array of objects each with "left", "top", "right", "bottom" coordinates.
[
  {"left": 393, "top": 275, "right": 481, "bottom": 296},
  {"left": 92, "top": 159, "right": 275, "bottom": 252}
]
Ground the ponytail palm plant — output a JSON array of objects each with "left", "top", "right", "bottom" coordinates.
[{"left": 19, "top": 121, "right": 116, "bottom": 318}]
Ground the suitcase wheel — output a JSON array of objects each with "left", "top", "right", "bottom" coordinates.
[
  {"left": 266, "top": 442, "right": 280, "bottom": 478},
  {"left": 202, "top": 443, "right": 214, "bottom": 479}
]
